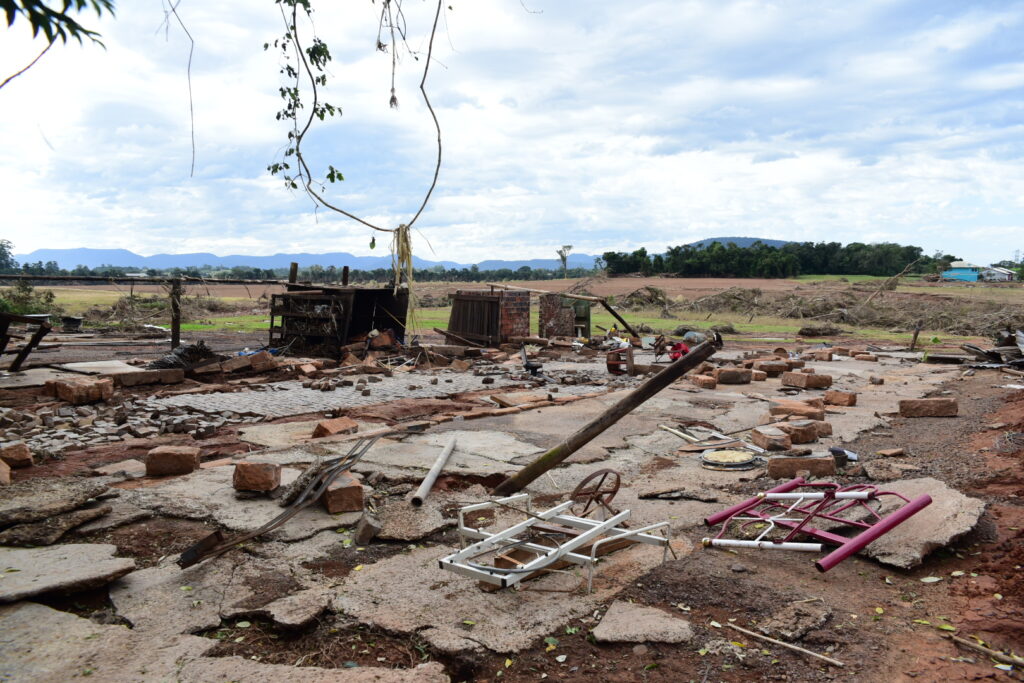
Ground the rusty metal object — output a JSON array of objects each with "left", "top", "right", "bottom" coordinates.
[
  {"left": 177, "top": 428, "right": 422, "bottom": 568},
  {"left": 569, "top": 468, "right": 621, "bottom": 518}
]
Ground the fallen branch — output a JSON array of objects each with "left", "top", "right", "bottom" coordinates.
[
  {"left": 725, "top": 623, "right": 844, "bottom": 668},
  {"left": 943, "top": 633, "right": 1024, "bottom": 666}
]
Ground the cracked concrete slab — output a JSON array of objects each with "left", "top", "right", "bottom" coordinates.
[
  {"left": 0, "top": 544, "right": 135, "bottom": 603},
  {"left": 332, "top": 539, "right": 692, "bottom": 654},
  {"left": 633, "top": 457, "right": 759, "bottom": 503},
  {"left": 0, "top": 478, "right": 110, "bottom": 527},
  {"left": 592, "top": 600, "right": 694, "bottom": 643},
  {"left": 860, "top": 477, "right": 986, "bottom": 568}
]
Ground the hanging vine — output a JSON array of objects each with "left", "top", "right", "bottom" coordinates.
[{"left": 265, "top": 0, "right": 444, "bottom": 296}]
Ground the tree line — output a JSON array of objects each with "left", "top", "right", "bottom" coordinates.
[{"left": 601, "top": 241, "right": 960, "bottom": 278}]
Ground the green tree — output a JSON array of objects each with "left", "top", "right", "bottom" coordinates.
[{"left": 0, "top": 239, "right": 18, "bottom": 273}]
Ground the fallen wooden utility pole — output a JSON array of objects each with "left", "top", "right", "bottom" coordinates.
[
  {"left": 493, "top": 332, "right": 722, "bottom": 495},
  {"left": 485, "top": 282, "right": 639, "bottom": 338}
]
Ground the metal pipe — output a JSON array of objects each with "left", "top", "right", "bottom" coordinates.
[
  {"left": 704, "top": 477, "right": 806, "bottom": 526},
  {"left": 815, "top": 494, "right": 931, "bottom": 572},
  {"left": 411, "top": 436, "right": 457, "bottom": 507},
  {"left": 763, "top": 491, "right": 872, "bottom": 501}
]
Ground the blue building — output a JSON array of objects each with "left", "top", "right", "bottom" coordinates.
[{"left": 941, "top": 261, "right": 982, "bottom": 282}]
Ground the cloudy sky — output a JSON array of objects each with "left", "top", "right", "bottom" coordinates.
[{"left": 2, "top": 0, "right": 1023, "bottom": 265}]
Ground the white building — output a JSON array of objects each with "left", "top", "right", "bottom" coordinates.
[{"left": 980, "top": 266, "right": 1016, "bottom": 282}]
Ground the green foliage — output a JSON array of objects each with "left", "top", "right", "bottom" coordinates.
[
  {"left": 0, "top": 239, "right": 18, "bottom": 273},
  {"left": 0, "top": 281, "right": 62, "bottom": 315},
  {"left": 1, "top": 0, "right": 115, "bottom": 45}
]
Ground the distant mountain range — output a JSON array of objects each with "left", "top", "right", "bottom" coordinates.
[{"left": 15, "top": 237, "right": 790, "bottom": 271}]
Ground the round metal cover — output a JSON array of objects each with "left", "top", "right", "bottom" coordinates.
[{"left": 700, "top": 448, "right": 760, "bottom": 471}]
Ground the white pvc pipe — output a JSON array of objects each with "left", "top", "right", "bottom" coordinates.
[
  {"left": 762, "top": 491, "right": 872, "bottom": 501},
  {"left": 703, "top": 538, "right": 823, "bottom": 552},
  {"left": 411, "top": 436, "right": 457, "bottom": 507}
]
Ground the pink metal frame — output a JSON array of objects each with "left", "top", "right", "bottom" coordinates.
[{"left": 703, "top": 477, "right": 932, "bottom": 572}]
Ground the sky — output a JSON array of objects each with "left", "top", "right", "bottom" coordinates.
[{"left": 2, "top": 0, "right": 1023, "bottom": 266}]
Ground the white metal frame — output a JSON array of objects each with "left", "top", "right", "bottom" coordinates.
[{"left": 438, "top": 493, "right": 672, "bottom": 592}]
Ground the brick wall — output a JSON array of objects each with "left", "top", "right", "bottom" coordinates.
[
  {"left": 498, "top": 290, "right": 530, "bottom": 340},
  {"left": 538, "top": 293, "right": 575, "bottom": 337}
]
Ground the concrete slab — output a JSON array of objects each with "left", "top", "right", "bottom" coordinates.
[
  {"left": 332, "top": 539, "right": 692, "bottom": 654},
  {"left": 861, "top": 477, "right": 986, "bottom": 569},
  {"left": 0, "top": 544, "right": 135, "bottom": 603},
  {"left": 592, "top": 600, "right": 694, "bottom": 643},
  {"left": 0, "top": 478, "right": 110, "bottom": 527},
  {"left": 0, "top": 504, "right": 110, "bottom": 546},
  {"left": 238, "top": 420, "right": 324, "bottom": 448},
  {"left": 0, "top": 367, "right": 78, "bottom": 389},
  {"left": 56, "top": 360, "right": 140, "bottom": 375},
  {"left": 633, "top": 457, "right": 760, "bottom": 503}
]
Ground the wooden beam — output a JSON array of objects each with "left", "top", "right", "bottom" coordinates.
[
  {"left": 493, "top": 333, "right": 722, "bottom": 495},
  {"left": 170, "top": 278, "right": 182, "bottom": 350}
]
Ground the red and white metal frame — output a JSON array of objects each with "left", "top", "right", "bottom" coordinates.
[{"left": 703, "top": 477, "right": 932, "bottom": 572}]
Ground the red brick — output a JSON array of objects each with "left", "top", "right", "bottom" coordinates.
[
  {"left": 812, "top": 420, "right": 833, "bottom": 437},
  {"left": 898, "top": 398, "right": 958, "bottom": 417},
  {"left": 233, "top": 461, "right": 281, "bottom": 491},
  {"left": 752, "top": 361, "right": 788, "bottom": 377},
  {"left": 769, "top": 420, "right": 819, "bottom": 444},
  {"left": 321, "top": 471, "right": 364, "bottom": 513},
  {"left": 751, "top": 369, "right": 767, "bottom": 381},
  {"left": 853, "top": 353, "right": 878, "bottom": 362},
  {"left": 781, "top": 372, "right": 833, "bottom": 389},
  {"left": 249, "top": 351, "right": 277, "bottom": 372},
  {"left": 689, "top": 374, "right": 717, "bottom": 389},
  {"left": 824, "top": 390, "right": 857, "bottom": 407},
  {"left": 768, "top": 399, "right": 826, "bottom": 421},
  {"left": 0, "top": 442, "right": 33, "bottom": 468},
  {"left": 52, "top": 377, "right": 114, "bottom": 405},
  {"left": 832, "top": 347, "right": 850, "bottom": 356},
  {"left": 312, "top": 416, "right": 359, "bottom": 438},
  {"left": 767, "top": 455, "right": 836, "bottom": 479},
  {"left": 785, "top": 360, "right": 806, "bottom": 370},
  {"left": 714, "top": 367, "right": 752, "bottom": 384},
  {"left": 298, "top": 363, "right": 319, "bottom": 376},
  {"left": 145, "top": 445, "right": 200, "bottom": 476},
  {"left": 751, "top": 426, "right": 792, "bottom": 451}
]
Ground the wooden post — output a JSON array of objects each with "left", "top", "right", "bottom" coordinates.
[
  {"left": 493, "top": 334, "right": 722, "bottom": 495},
  {"left": 342, "top": 265, "right": 350, "bottom": 286},
  {"left": 599, "top": 299, "right": 639, "bottom": 339},
  {"left": 288, "top": 262, "right": 299, "bottom": 284},
  {"left": 909, "top": 320, "right": 923, "bottom": 351},
  {"left": 170, "top": 278, "right": 182, "bottom": 349}
]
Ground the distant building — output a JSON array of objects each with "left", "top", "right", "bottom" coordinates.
[
  {"left": 124, "top": 272, "right": 148, "bottom": 277},
  {"left": 981, "top": 266, "right": 1016, "bottom": 282},
  {"left": 941, "top": 261, "right": 982, "bottom": 282}
]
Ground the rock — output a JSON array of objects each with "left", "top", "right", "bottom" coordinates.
[
  {"left": 0, "top": 478, "right": 109, "bottom": 527},
  {"left": 864, "top": 460, "right": 920, "bottom": 481},
  {"left": 898, "top": 398, "right": 958, "bottom": 417},
  {"left": 759, "top": 601, "right": 832, "bottom": 640},
  {"left": 0, "top": 441, "right": 33, "bottom": 468},
  {"left": 93, "top": 458, "right": 147, "bottom": 478},
  {"left": 592, "top": 600, "right": 694, "bottom": 643},
  {"left": 0, "top": 505, "right": 111, "bottom": 546},
  {"left": 767, "top": 455, "right": 836, "bottom": 479},
  {"left": 0, "top": 544, "right": 135, "bottom": 603},
  {"left": 146, "top": 445, "right": 200, "bottom": 476},
  {"left": 869, "top": 375, "right": 885, "bottom": 385},
  {"left": 860, "top": 478, "right": 985, "bottom": 568},
  {"left": 321, "top": 472, "right": 364, "bottom": 513},
  {"left": 354, "top": 512, "right": 383, "bottom": 544},
  {"left": 259, "top": 587, "right": 333, "bottom": 629},
  {"left": 823, "top": 390, "right": 857, "bottom": 407},
  {"left": 876, "top": 448, "right": 905, "bottom": 457},
  {"left": 312, "top": 416, "right": 359, "bottom": 438},
  {"left": 232, "top": 461, "right": 281, "bottom": 492},
  {"left": 730, "top": 563, "right": 748, "bottom": 573},
  {"left": 74, "top": 501, "right": 152, "bottom": 534}
]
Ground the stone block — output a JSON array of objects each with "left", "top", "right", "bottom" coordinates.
[
  {"left": 824, "top": 390, "right": 857, "bottom": 407},
  {"left": 249, "top": 351, "right": 277, "bottom": 372},
  {"left": 233, "top": 461, "right": 281, "bottom": 491},
  {"left": 145, "top": 445, "right": 200, "bottom": 476},
  {"left": 767, "top": 455, "right": 836, "bottom": 479},
  {"left": 321, "top": 471, "right": 364, "bottom": 513},
  {"left": 312, "top": 416, "right": 359, "bottom": 438},
  {"left": 750, "top": 369, "right": 767, "bottom": 381},
  {"left": 769, "top": 420, "right": 819, "bottom": 444},
  {"left": 0, "top": 442, "right": 33, "bottom": 469},
  {"left": 52, "top": 377, "right": 114, "bottom": 405},
  {"left": 899, "top": 398, "right": 958, "bottom": 417},
  {"left": 751, "top": 426, "right": 792, "bottom": 451},
  {"left": 220, "top": 355, "right": 252, "bottom": 373},
  {"left": 714, "top": 367, "right": 752, "bottom": 384},
  {"left": 781, "top": 372, "right": 832, "bottom": 389},
  {"left": 689, "top": 374, "right": 717, "bottom": 389}
]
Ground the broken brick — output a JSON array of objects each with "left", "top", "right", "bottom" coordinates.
[
  {"left": 781, "top": 372, "right": 833, "bottom": 389},
  {"left": 312, "top": 416, "right": 359, "bottom": 438},
  {"left": 0, "top": 459, "right": 9, "bottom": 485},
  {"left": 767, "top": 455, "right": 836, "bottom": 479},
  {"left": 298, "top": 363, "right": 319, "bottom": 376},
  {"left": 750, "top": 369, "right": 767, "bottom": 381},
  {"left": 689, "top": 374, "right": 717, "bottom": 389},
  {"left": 249, "top": 351, "right": 277, "bottom": 372},
  {"left": 233, "top": 461, "right": 281, "bottom": 492},
  {"left": 752, "top": 361, "right": 788, "bottom": 377},
  {"left": 145, "top": 445, "right": 200, "bottom": 476},
  {"left": 768, "top": 399, "right": 826, "bottom": 421},
  {"left": 824, "top": 390, "right": 857, "bottom": 407},
  {"left": 899, "top": 398, "right": 958, "bottom": 417},
  {"left": 785, "top": 360, "right": 806, "bottom": 370},
  {"left": 51, "top": 377, "right": 114, "bottom": 405},
  {"left": 877, "top": 448, "right": 906, "bottom": 457},
  {"left": 853, "top": 353, "right": 878, "bottom": 362},
  {"left": 812, "top": 420, "right": 833, "bottom": 437},
  {"left": 751, "top": 426, "right": 792, "bottom": 451},
  {"left": 769, "top": 420, "right": 819, "bottom": 444},
  {"left": 321, "top": 471, "right": 364, "bottom": 513},
  {"left": 715, "top": 368, "right": 753, "bottom": 384},
  {"left": 0, "top": 441, "right": 33, "bottom": 469},
  {"left": 220, "top": 355, "right": 252, "bottom": 373}
]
